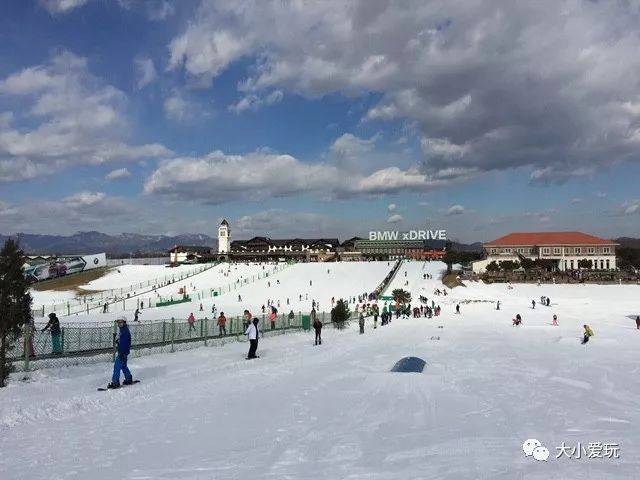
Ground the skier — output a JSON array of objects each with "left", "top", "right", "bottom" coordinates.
[
  {"left": 359, "top": 312, "right": 365, "bottom": 334},
  {"left": 288, "top": 310, "right": 295, "bottom": 327},
  {"left": 245, "top": 317, "right": 259, "bottom": 359},
  {"left": 496, "top": 300, "right": 500, "bottom": 310},
  {"left": 217, "top": 312, "right": 227, "bottom": 335},
  {"left": 238, "top": 294, "right": 242, "bottom": 302},
  {"left": 134, "top": 308, "right": 141, "bottom": 323},
  {"left": 582, "top": 324, "right": 594, "bottom": 344},
  {"left": 188, "top": 312, "right": 196, "bottom": 332},
  {"left": 41, "top": 313, "right": 62, "bottom": 354},
  {"left": 310, "top": 280, "right": 312, "bottom": 286},
  {"left": 531, "top": 300, "right": 536, "bottom": 309},
  {"left": 636, "top": 315, "right": 640, "bottom": 330},
  {"left": 107, "top": 317, "right": 133, "bottom": 389},
  {"left": 546, "top": 297, "right": 550, "bottom": 306},
  {"left": 552, "top": 314, "right": 558, "bottom": 326},
  {"left": 312, "top": 308, "right": 322, "bottom": 345},
  {"left": 455, "top": 304, "right": 460, "bottom": 314},
  {"left": 242, "top": 310, "right": 252, "bottom": 331},
  {"left": 373, "top": 304, "right": 379, "bottom": 328},
  {"left": 512, "top": 314, "right": 522, "bottom": 326},
  {"left": 199, "top": 303, "right": 203, "bottom": 312}
]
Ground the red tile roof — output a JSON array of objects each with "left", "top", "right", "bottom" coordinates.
[{"left": 485, "top": 232, "right": 617, "bottom": 247}]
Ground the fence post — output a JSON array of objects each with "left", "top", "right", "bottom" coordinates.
[
  {"left": 67, "top": 302, "right": 70, "bottom": 316},
  {"left": 171, "top": 318, "right": 175, "bottom": 353},
  {"left": 204, "top": 317, "right": 208, "bottom": 346},
  {"left": 23, "top": 324, "right": 30, "bottom": 373},
  {"left": 162, "top": 321, "right": 166, "bottom": 343},
  {"left": 112, "top": 322, "right": 117, "bottom": 362}
]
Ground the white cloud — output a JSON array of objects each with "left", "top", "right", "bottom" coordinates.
[
  {"left": 387, "top": 203, "right": 396, "bottom": 212},
  {"left": 229, "top": 90, "right": 283, "bottom": 113},
  {"left": 445, "top": 205, "right": 465, "bottom": 216},
  {"left": 0, "top": 51, "right": 171, "bottom": 182},
  {"left": 387, "top": 214, "right": 403, "bottom": 224},
  {"left": 622, "top": 201, "right": 639, "bottom": 215},
  {"left": 40, "top": 0, "right": 89, "bottom": 14},
  {"left": 134, "top": 57, "right": 157, "bottom": 89},
  {"left": 146, "top": 0, "right": 175, "bottom": 20},
  {"left": 105, "top": 167, "right": 132, "bottom": 181},
  {"left": 144, "top": 149, "right": 450, "bottom": 203},
  {"left": 169, "top": 0, "right": 640, "bottom": 183}
]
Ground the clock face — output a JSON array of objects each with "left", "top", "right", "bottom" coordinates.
[{"left": 220, "top": 231, "right": 226, "bottom": 236}]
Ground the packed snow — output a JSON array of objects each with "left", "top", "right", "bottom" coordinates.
[{"left": 3, "top": 261, "right": 640, "bottom": 479}]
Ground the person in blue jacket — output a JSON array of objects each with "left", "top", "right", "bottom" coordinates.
[{"left": 108, "top": 317, "right": 133, "bottom": 389}]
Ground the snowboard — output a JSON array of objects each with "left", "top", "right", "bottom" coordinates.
[
  {"left": 98, "top": 380, "right": 140, "bottom": 391},
  {"left": 246, "top": 355, "right": 260, "bottom": 360}
]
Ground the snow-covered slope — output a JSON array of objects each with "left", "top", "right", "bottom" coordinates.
[{"left": 4, "top": 261, "right": 639, "bottom": 479}]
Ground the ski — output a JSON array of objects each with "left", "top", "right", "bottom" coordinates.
[{"left": 97, "top": 380, "right": 140, "bottom": 391}]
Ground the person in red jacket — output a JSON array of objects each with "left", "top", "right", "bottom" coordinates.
[
  {"left": 187, "top": 312, "right": 196, "bottom": 332},
  {"left": 217, "top": 312, "right": 227, "bottom": 336}
]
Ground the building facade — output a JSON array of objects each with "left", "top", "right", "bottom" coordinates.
[
  {"left": 218, "top": 219, "right": 230, "bottom": 254},
  {"left": 472, "top": 232, "right": 618, "bottom": 273},
  {"left": 353, "top": 239, "right": 446, "bottom": 260}
]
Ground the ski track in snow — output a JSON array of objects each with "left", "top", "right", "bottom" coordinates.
[{"left": 3, "top": 260, "right": 640, "bottom": 479}]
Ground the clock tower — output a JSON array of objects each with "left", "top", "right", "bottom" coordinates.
[{"left": 218, "top": 219, "right": 230, "bottom": 254}]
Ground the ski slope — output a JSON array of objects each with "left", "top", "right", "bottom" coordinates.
[
  {"left": 3, "top": 261, "right": 640, "bottom": 479},
  {"left": 63, "top": 261, "right": 393, "bottom": 323}
]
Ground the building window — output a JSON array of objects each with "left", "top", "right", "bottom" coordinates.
[
  {"left": 542, "top": 247, "right": 550, "bottom": 255},
  {"left": 575, "top": 247, "right": 581, "bottom": 254},
  {"left": 490, "top": 248, "right": 497, "bottom": 254},
  {"left": 600, "top": 260, "right": 604, "bottom": 269},
  {"left": 606, "top": 259, "right": 610, "bottom": 269},
  {"left": 505, "top": 248, "right": 511, "bottom": 253},
  {"left": 588, "top": 247, "right": 595, "bottom": 254},
  {"left": 603, "top": 247, "right": 610, "bottom": 254},
  {"left": 554, "top": 248, "right": 561, "bottom": 255}
]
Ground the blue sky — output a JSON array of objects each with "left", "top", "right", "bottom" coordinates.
[{"left": 1, "top": 0, "right": 639, "bottom": 242}]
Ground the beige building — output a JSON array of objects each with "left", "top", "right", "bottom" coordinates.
[{"left": 472, "top": 231, "right": 618, "bottom": 273}]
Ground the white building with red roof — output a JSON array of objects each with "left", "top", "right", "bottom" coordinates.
[{"left": 472, "top": 231, "right": 618, "bottom": 273}]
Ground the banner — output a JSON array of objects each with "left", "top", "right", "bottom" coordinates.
[{"left": 24, "top": 253, "right": 106, "bottom": 283}]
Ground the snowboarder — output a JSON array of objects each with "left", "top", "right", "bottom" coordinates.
[
  {"left": 582, "top": 324, "right": 594, "bottom": 344},
  {"left": 245, "top": 317, "right": 259, "bottom": 359},
  {"left": 359, "top": 313, "right": 365, "bottom": 334},
  {"left": 41, "top": 313, "right": 62, "bottom": 354},
  {"left": 107, "top": 317, "right": 133, "bottom": 389},
  {"left": 312, "top": 308, "right": 322, "bottom": 345},
  {"left": 552, "top": 314, "right": 558, "bottom": 326},
  {"left": 238, "top": 294, "right": 242, "bottom": 302},
  {"left": 636, "top": 316, "right": 640, "bottom": 330},
  {"left": 455, "top": 304, "right": 460, "bottom": 314},
  {"left": 216, "top": 312, "right": 226, "bottom": 335},
  {"left": 546, "top": 297, "right": 550, "bottom": 306}
]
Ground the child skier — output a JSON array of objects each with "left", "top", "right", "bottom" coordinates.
[{"left": 359, "top": 313, "right": 365, "bottom": 334}]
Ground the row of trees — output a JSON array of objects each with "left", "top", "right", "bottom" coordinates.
[
  {"left": 442, "top": 242, "right": 484, "bottom": 274},
  {"left": 1, "top": 239, "right": 32, "bottom": 387},
  {"left": 486, "top": 257, "right": 598, "bottom": 273}
]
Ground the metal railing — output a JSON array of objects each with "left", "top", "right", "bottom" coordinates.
[{"left": 12, "top": 310, "right": 341, "bottom": 371}]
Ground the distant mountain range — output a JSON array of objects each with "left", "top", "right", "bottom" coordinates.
[{"left": 0, "top": 231, "right": 217, "bottom": 256}]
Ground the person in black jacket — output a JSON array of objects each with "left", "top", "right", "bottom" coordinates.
[
  {"left": 108, "top": 317, "right": 133, "bottom": 388},
  {"left": 41, "top": 313, "right": 62, "bottom": 354},
  {"left": 312, "top": 308, "right": 322, "bottom": 345}
]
